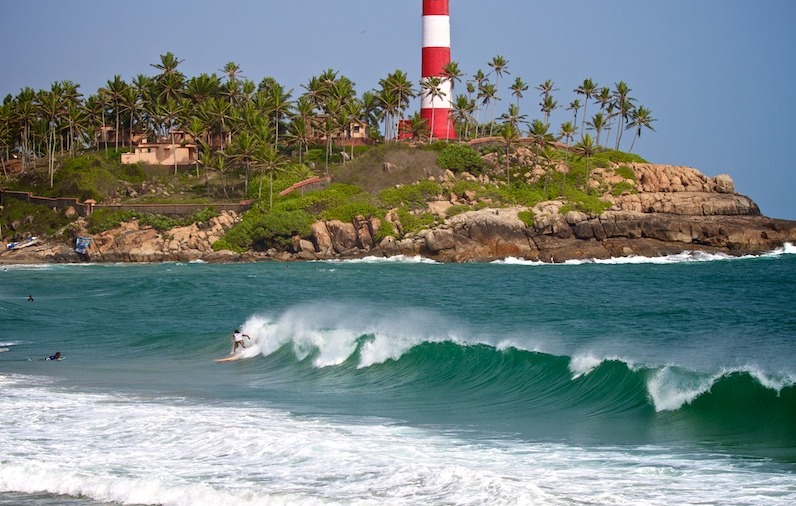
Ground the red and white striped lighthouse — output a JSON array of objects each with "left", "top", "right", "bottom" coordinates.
[{"left": 421, "top": 0, "right": 456, "bottom": 139}]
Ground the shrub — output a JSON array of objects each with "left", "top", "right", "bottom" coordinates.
[
  {"left": 437, "top": 143, "right": 484, "bottom": 174},
  {"left": 518, "top": 210, "right": 536, "bottom": 227},
  {"left": 379, "top": 180, "right": 442, "bottom": 209},
  {"left": 395, "top": 206, "right": 437, "bottom": 235},
  {"left": 446, "top": 204, "right": 473, "bottom": 217},
  {"left": 0, "top": 199, "right": 76, "bottom": 238},
  {"left": 373, "top": 220, "right": 396, "bottom": 243},
  {"left": 611, "top": 182, "right": 637, "bottom": 196},
  {"left": 613, "top": 165, "right": 636, "bottom": 181},
  {"left": 88, "top": 209, "right": 136, "bottom": 233},
  {"left": 560, "top": 191, "right": 612, "bottom": 216},
  {"left": 221, "top": 208, "right": 314, "bottom": 251}
]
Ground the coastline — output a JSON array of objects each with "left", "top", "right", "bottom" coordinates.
[
  {"left": 2, "top": 208, "right": 795, "bottom": 266},
  {"left": 4, "top": 164, "right": 796, "bottom": 266}
]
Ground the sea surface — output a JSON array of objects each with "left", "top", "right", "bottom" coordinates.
[{"left": 1, "top": 246, "right": 795, "bottom": 505}]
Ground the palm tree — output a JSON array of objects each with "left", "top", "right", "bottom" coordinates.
[
  {"left": 539, "top": 147, "right": 559, "bottom": 196},
  {"left": 228, "top": 130, "right": 258, "bottom": 194},
  {"left": 509, "top": 77, "right": 528, "bottom": 108},
  {"left": 359, "top": 91, "right": 382, "bottom": 139},
  {"left": 536, "top": 80, "right": 558, "bottom": 101},
  {"left": 540, "top": 95, "right": 558, "bottom": 128},
  {"left": 626, "top": 105, "right": 656, "bottom": 152},
  {"left": 60, "top": 80, "right": 82, "bottom": 155},
  {"left": 586, "top": 112, "right": 610, "bottom": 148},
  {"left": 255, "top": 142, "right": 286, "bottom": 208},
  {"left": 264, "top": 82, "right": 293, "bottom": 149},
  {"left": 441, "top": 61, "right": 462, "bottom": 140},
  {"left": 151, "top": 52, "right": 185, "bottom": 104},
  {"left": 527, "top": 119, "right": 556, "bottom": 173},
  {"left": 120, "top": 85, "right": 140, "bottom": 148},
  {"left": 612, "top": 81, "right": 636, "bottom": 150},
  {"left": 574, "top": 78, "right": 597, "bottom": 140},
  {"left": 566, "top": 99, "right": 581, "bottom": 127},
  {"left": 573, "top": 133, "right": 598, "bottom": 193},
  {"left": 452, "top": 95, "right": 475, "bottom": 140},
  {"left": 420, "top": 76, "right": 446, "bottom": 143},
  {"left": 184, "top": 117, "right": 208, "bottom": 177},
  {"left": 378, "top": 70, "right": 414, "bottom": 140},
  {"left": 100, "top": 75, "right": 127, "bottom": 150},
  {"left": 499, "top": 103, "right": 527, "bottom": 131},
  {"left": 478, "top": 82, "right": 498, "bottom": 136},
  {"left": 487, "top": 55, "right": 509, "bottom": 132},
  {"left": 499, "top": 122, "right": 519, "bottom": 185},
  {"left": 402, "top": 112, "right": 429, "bottom": 141},
  {"left": 558, "top": 121, "right": 578, "bottom": 193},
  {"left": 82, "top": 94, "right": 105, "bottom": 151},
  {"left": 12, "top": 89, "right": 37, "bottom": 169},
  {"left": 156, "top": 97, "right": 185, "bottom": 175},
  {"left": 35, "top": 85, "right": 64, "bottom": 187}
]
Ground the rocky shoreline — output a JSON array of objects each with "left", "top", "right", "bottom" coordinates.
[{"left": 2, "top": 163, "right": 795, "bottom": 265}]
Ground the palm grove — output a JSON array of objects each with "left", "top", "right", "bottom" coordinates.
[{"left": 0, "top": 52, "right": 657, "bottom": 250}]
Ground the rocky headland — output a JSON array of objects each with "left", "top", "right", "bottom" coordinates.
[{"left": 2, "top": 162, "right": 795, "bottom": 264}]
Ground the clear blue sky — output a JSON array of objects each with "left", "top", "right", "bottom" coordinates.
[{"left": 3, "top": 1, "right": 795, "bottom": 219}]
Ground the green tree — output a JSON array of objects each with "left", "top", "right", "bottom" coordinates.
[
  {"left": 573, "top": 133, "right": 598, "bottom": 193},
  {"left": 558, "top": 121, "right": 578, "bottom": 193},
  {"left": 441, "top": 61, "right": 463, "bottom": 140},
  {"left": 612, "top": 81, "right": 636, "bottom": 150},
  {"left": 100, "top": 75, "right": 127, "bottom": 150},
  {"left": 586, "top": 112, "right": 610, "bottom": 148},
  {"left": 574, "top": 78, "right": 597, "bottom": 140},
  {"left": 487, "top": 55, "right": 509, "bottom": 133},
  {"left": 509, "top": 76, "right": 528, "bottom": 108},
  {"left": 500, "top": 122, "right": 519, "bottom": 185},
  {"left": 420, "top": 76, "right": 446, "bottom": 143},
  {"left": 626, "top": 105, "right": 656, "bottom": 152},
  {"left": 229, "top": 130, "right": 258, "bottom": 194}
]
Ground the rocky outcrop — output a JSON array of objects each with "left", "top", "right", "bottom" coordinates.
[
  {"left": 2, "top": 164, "right": 795, "bottom": 265},
  {"left": 0, "top": 211, "right": 243, "bottom": 264}
]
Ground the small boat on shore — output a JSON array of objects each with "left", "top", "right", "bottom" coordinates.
[{"left": 6, "top": 237, "right": 39, "bottom": 250}]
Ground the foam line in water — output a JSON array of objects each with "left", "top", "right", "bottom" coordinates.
[
  {"left": 492, "top": 248, "right": 796, "bottom": 266},
  {"left": 327, "top": 255, "right": 440, "bottom": 264}
]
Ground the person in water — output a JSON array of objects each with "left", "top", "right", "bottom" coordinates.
[
  {"left": 46, "top": 351, "right": 61, "bottom": 361},
  {"left": 231, "top": 329, "right": 250, "bottom": 354}
]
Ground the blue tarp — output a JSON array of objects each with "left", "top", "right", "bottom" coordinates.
[{"left": 75, "top": 236, "right": 92, "bottom": 255}]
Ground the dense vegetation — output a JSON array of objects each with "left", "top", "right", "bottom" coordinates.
[{"left": 0, "top": 52, "right": 652, "bottom": 247}]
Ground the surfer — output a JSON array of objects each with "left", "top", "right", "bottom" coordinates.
[
  {"left": 28, "top": 295, "right": 34, "bottom": 302},
  {"left": 45, "top": 351, "right": 61, "bottom": 361},
  {"left": 231, "top": 329, "right": 250, "bottom": 354}
]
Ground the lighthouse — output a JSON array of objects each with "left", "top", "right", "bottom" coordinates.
[{"left": 421, "top": 0, "right": 456, "bottom": 139}]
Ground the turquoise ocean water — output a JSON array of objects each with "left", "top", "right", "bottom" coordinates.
[{"left": 1, "top": 246, "right": 795, "bottom": 505}]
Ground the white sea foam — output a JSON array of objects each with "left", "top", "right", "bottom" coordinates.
[
  {"left": 568, "top": 353, "right": 606, "bottom": 379},
  {"left": 647, "top": 364, "right": 796, "bottom": 412},
  {"left": 1, "top": 377, "right": 793, "bottom": 506},
  {"left": 241, "top": 303, "right": 464, "bottom": 368},
  {"left": 646, "top": 366, "right": 717, "bottom": 411},
  {"left": 491, "top": 257, "right": 548, "bottom": 266},
  {"left": 491, "top": 248, "right": 793, "bottom": 266},
  {"left": 762, "top": 241, "right": 796, "bottom": 257},
  {"left": 330, "top": 255, "right": 439, "bottom": 264}
]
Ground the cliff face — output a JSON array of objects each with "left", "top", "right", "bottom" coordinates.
[
  {"left": 300, "top": 163, "right": 796, "bottom": 263},
  {"left": 2, "top": 164, "right": 795, "bottom": 264}
]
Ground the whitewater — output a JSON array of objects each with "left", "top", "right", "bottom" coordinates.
[{"left": 1, "top": 247, "right": 795, "bottom": 505}]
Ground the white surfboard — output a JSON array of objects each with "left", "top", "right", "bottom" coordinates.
[{"left": 214, "top": 354, "right": 244, "bottom": 363}]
